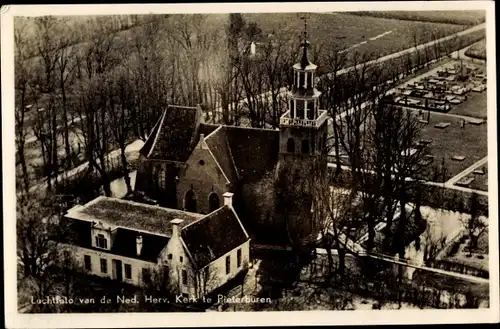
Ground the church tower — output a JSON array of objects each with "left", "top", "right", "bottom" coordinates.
[
  {"left": 274, "top": 16, "right": 328, "bottom": 249},
  {"left": 278, "top": 18, "right": 328, "bottom": 167}
]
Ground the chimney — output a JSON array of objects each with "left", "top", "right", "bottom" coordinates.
[
  {"left": 199, "top": 133, "right": 205, "bottom": 148},
  {"left": 170, "top": 218, "right": 184, "bottom": 238},
  {"left": 223, "top": 192, "right": 234, "bottom": 208},
  {"left": 136, "top": 235, "right": 143, "bottom": 256}
]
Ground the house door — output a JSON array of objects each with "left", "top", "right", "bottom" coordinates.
[{"left": 113, "top": 259, "right": 123, "bottom": 282}]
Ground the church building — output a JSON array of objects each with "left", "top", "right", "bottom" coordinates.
[{"left": 134, "top": 31, "right": 329, "bottom": 246}]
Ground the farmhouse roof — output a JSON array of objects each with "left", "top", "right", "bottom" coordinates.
[
  {"left": 66, "top": 196, "right": 204, "bottom": 237},
  {"left": 64, "top": 217, "right": 170, "bottom": 263},
  {"left": 181, "top": 205, "right": 250, "bottom": 269}
]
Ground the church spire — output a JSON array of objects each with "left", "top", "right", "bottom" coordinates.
[{"left": 300, "top": 14, "right": 311, "bottom": 69}]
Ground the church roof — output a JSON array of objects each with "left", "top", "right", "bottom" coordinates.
[
  {"left": 140, "top": 105, "right": 202, "bottom": 162},
  {"left": 140, "top": 104, "right": 280, "bottom": 184},
  {"left": 205, "top": 126, "right": 240, "bottom": 183},
  {"left": 181, "top": 205, "right": 250, "bottom": 269},
  {"left": 225, "top": 126, "right": 280, "bottom": 182}
]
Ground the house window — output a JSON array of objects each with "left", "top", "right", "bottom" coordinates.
[
  {"left": 100, "top": 258, "right": 107, "bottom": 274},
  {"left": 286, "top": 138, "right": 295, "bottom": 153},
  {"left": 182, "top": 270, "right": 188, "bottom": 285},
  {"left": 142, "top": 268, "right": 151, "bottom": 283},
  {"left": 290, "top": 100, "right": 295, "bottom": 118},
  {"left": 301, "top": 140, "right": 310, "bottom": 154},
  {"left": 180, "top": 256, "right": 184, "bottom": 263},
  {"left": 225, "top": 255, "right": 231, "bottom": 275},
  {"left": 95, "top": 234, "right": 108, "bottom": 249},
  {"left": 125, "top": 264, "right": 132, "bottom": 279},
  {"left": 168, "top": 254, "right": 172, "bottom": 260},
  {"left": 306, "top": 73, "right": 312, "bottom": 89},
  {"left": 299, "top": 72, "right": 305, "bottom": 88},
  {"left": 237, "top": 249, "right": 242, "bottom": 268},
  {"left": 84, "top": 255, "right": 91, "bottom": 271}
]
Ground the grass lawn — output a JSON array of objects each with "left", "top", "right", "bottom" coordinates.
[
  {"left": 448, "top": 90, "right": 488, "bottom": 119},
  {"left": 465, "top": 39, "right": 486, "bottom": 60},
  {"left": 417, "top": 111, "right": 487, "bottom": 182}
]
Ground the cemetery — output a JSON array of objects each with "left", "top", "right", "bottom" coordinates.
[
  {"left": 389, "top": 60, "right": 486, "bottom": 116},
  {"left": 416, "top": 111, "right": 487, "bottom": 182},
  {"left": 456, "top": 163, "right": 488, "bottom": 191}
]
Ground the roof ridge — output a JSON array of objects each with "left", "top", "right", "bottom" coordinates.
[
  {"left": 223, "top": 125, "right": 278, "bottom": 132},
  {"left": 147, "top": 109, "right": 167, "bottom": 157},
  {"left": 224, "top": 126, "right": 240, "bottom": 180},
  {"left": 181, "top": 205, "right": 229, "bottom": 231},
  {"left": 91, "top": 196, "right": 204, "bottom": 218}
]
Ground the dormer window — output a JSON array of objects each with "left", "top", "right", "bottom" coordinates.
[{"left": 95, "top": 234, "right": 108, "bottom": 249}]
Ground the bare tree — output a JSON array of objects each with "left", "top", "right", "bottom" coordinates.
[
  {"left": 14, "top": 19, "right": 33, "bottom": 193},
  {"left": 462, "top": 192, "right": 487, "bottom": 255}
]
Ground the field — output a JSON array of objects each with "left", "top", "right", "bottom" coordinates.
[
  {"left": 348, "top": 11, "right": 486, "bottom": 26},
  {"left": 245, "top": 12, "right": 467, "bottom": 70},
  {"left": 464, "top": 39, "right": 486, "bottom": 60},
  {"left": 448, "top": 90, "right": 488, "bottom": 119}
]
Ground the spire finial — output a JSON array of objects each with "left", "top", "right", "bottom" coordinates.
[{"left": 298, "top": 13, "right": 311, "bottom": 68}]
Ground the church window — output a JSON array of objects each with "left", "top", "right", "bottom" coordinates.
[
  {"left": 184, "top": 189, "right": 197, "bottom": 212},
  {"left": 286, "top": 138, "right": 295, "bottom": 153},
  {"left": 296, "top": 100, "right": 304, "bottom": 119},
  {"left": 299, "top": 72, "right": 305, "bottom": 88},
  {"left": 158, "top": 166, "right": 166, "bottom": 189},
  {"left": 307, "top": 101, "right": 315, "bottom": 120},
  {"left": 208, "top": 192, "right": 220, "bottom": 212},
  {"left": 301, "top": 140, "right": 310, "bottom": 154}
]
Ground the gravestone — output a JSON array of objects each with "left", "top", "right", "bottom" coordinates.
[{"left": 434, "top": 122, "right": 451, "bottom": 129}]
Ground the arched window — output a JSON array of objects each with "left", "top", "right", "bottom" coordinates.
[
  {"left": 184, "top": 189, "right": 197, "bottom": 212},
  {"left": 158, "top": 166, "right": 166, "bottom": 190},
  {"left": 287, "top": 138, "right": 295, "bottom": 153},
  {"left": 301, "top": 139, "right": 310, "bottom": 154},
  {"left": 208, "top": 193, "right": 220, "bottom": 212}
]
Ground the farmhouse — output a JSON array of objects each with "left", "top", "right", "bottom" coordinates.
[{"left": 63, "top": 193, "right": 250, "bottom": 298}]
